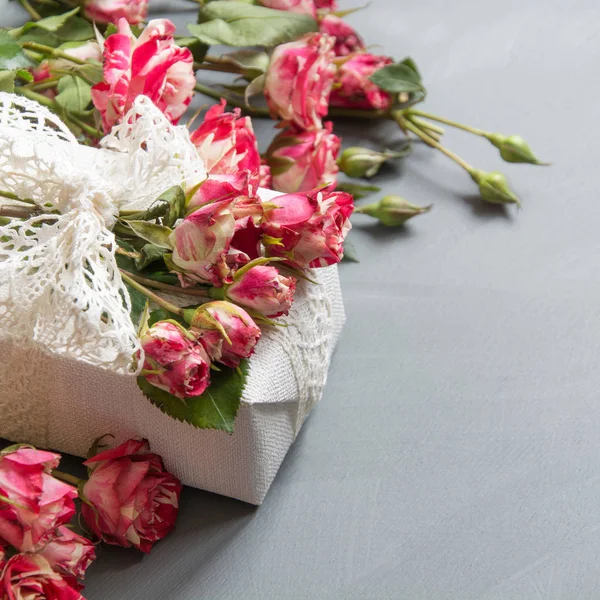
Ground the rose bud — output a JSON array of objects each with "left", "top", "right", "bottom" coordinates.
[
  {"left": 330, "top": 53, "right": 394, "bottom": 110},
  {"left": 187, "top": 301, "right": 261, "bottom": 367},
  {"left": 319, "top": 15, "right": 365, "bottom": 56},
  {"left": 355, "top": 195, "right": 431, "bottom": 226},
  {"left": 84, "top": 0, "right": 148, "bottom": 25},
  {"left": 267, "top": 123, "right": 341, "bottom": 193},
  {"left": 262, "top": 188, "right": 354, "bottom": 268},
  {"left": 91, "top": 18, "right": 194, "bottom": 133},
  {"left": 259, "top": 0, "right": 316, "bottom": 16},
  {"left": 0, "top": 554, "right": 84, "bottom": 600},
  {"left": 187, "top": 172, "right": 252, "bottom": 212},
  {"left": 81, "top": 439, "right": 182, "bottom": 553},
  {"left": 40, "top": 526, "right": 96, "bottom": 580},
  {"left": 485, "top": 133, "right": 546, "bottom": 165},
  {"left": 141, "top": 321, "right": 211, "bottom": 398},
  {"left": 338, "top": 146, "right": 404, "bottom": 178},
  {"left": 0, "top": 448, "right": 77, "bottom": 553},
  {"left": 218, "top": 265, "right": 297, "bottom": 318},
  {"left": 470, "top": 169, "right": 520, "bottom": 206},
  {"left": 169, "top": 198, "right": 236, "bottom": 286},
  {"left": 191, "top": 100, "right": 262, "bottom": 190},
  {"left": 264, "top": 33, "right": 336, "bottom": 131}
]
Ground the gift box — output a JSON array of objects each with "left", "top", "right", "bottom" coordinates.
[
  {"left": 0, "top": 93, "right": 346, "bottom": 505},
  {"left": 0, "top": 265, "right": 344, "bottom": 505}
]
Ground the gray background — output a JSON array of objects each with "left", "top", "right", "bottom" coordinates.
[{"left": 3, "top": 0, "right": 599, "bottom": 598}]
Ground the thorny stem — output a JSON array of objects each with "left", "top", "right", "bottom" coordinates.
[
  {"left": 124, "top": 271, "right": 212, "bottom": 299},
  {"left": 119, "top": 269, "right": 186, "bottom": 317}
]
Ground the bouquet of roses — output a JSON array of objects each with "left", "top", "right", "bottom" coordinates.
[
  {"left": 0, "top": 439, "right": 181, "bottom": 599},
  {"left": 0, "top": 0, "right": 543, "bottom": 434}
]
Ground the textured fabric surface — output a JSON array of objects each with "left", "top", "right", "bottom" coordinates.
[{"left": 0, "top": 265, "right": 344, "bottom": 505}]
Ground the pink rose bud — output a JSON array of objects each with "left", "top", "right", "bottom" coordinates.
[
  {"left": 259, "top": 0, "right": 316, "bottom": 17},
  {"left": 0, "top": 448, "right": 77, "bottom": 553},
  {"left": 81, "top": 439, "right": 182, "bottom": 553},
  {"left": 141, "top": 321, "right": 211, "bottom": 398},
  {"left": 169, "top": 198, "right": 236, "bottom": 286},
  {"left": 266, "top": 122, "right": 341, "bottom": 193},
  {"left": 84, "top": 0, "right": 148, "bottom": 25},
  {"left": 262, "top": 188, "right": 354, "bottom": 268},
  {"left": 265, "top": 33, "right": 336, "bottom": 131},
  {"left": 319, "top": 15, "right": 365, "bottom": 56},
  {"left": 224, "top": 265, "right": 296, "bottom": 318},
  {"left": 39, "top": 526, "right": 96, "bottom": 580},
  {"left": 190, "top": 301, "right": 261, "bottom": 367},
  {"left": 91, "top": 18, "right": 195, "bottom": 133},
  {"left": 0, "top": 554, "right": 84, "bottom": 600},
  {"left": 191, "top": 100, "right": 262, "bottom": 190},
  {"left": 330, "top": 53, "right": 394, "bottom": 110}
]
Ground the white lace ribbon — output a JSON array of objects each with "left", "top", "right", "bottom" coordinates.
[{"left": 0, "top": 93, "right": 207, "bottom": 374}]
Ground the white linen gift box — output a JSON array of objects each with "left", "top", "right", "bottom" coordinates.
[{"left": 0, "top": 93, "right": 345, "bottom": 505}]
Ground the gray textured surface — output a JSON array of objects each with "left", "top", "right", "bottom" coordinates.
[{"left": 2, "top": 0, "right": 599, "bottom": 598}]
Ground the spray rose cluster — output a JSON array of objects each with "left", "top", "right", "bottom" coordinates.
[{"left": 0, "top": 440, "right": 180, "bottom": 598}]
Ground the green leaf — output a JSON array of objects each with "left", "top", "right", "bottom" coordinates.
[
  {"left": 135, "top": 244, "right": 167, "bottom": 270},
  {"left": 126, "top": 221, "right": 173, "bottom": 249},
  {"left": 0, "top": 31, "right": 34, "bottom": 71},
  {"left": 22, "top": 8, "right": 80, "bottom": 33},
  {"left": 336, "top": 182, "right": 381, "bottom": 200},
  {"left": 189, "top": 1, "right": 317, "bottom": 47},
  {"left": 370, "top": 59, "right": 424, "bottom": 94},
  {"left": 223, "top": 48, "right": 270, "bottom": 79},
  {"left": 123, "top": 282, "right": 147, "bottom": 329},
  {"left": 0, "top": 71, "right": 16, "bottom": 92},
  {"left": 16, "top": 69, "right": 33, "bottom": 82},
  {"left": 341, "top": 237, "right": 359, "bottom": 263},
  {"left": 54, "top": 74, "right": 92, "bottom": 114},
  {"left": 137, "top": 359, "right": 248, "bottom": 432},
  {"left": 157, "top": 185, "right": 185, "bottom": 227}
]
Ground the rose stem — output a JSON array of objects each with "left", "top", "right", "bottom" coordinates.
[
  {"left": 21, "top": 42, "right": 87, "bottom": 65},
  {"left": 194, "top": 62, "right": 243, "bottom": 75},
  {"left": 406, "top": 108, "right": 487, "bottom": 136},
  {"left": 119, "top": 269, "right": 186, "bottom": 316},
  {"left": 123, "top": 270, "right": 211, "bottom": 299},
  {"left": 17, "top": 0, "right": 41, "bottom": 20},
  {"left": 52, "top": 470, "right": 84, "bottom": 486},
  {"left": 394, "top": 111, "right": 474, "bottom": 174}
]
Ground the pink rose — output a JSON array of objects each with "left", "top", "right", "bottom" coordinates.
[
  {"left": 169, "top": 198, "right": 236, "bottom": 286},
  {"left": 191, "top": 100, "right": 262, "bottom": 190},
  {"left": 81, "top": 439, "right": 182, "bottom": 553},
  {"left": 262, "top": 188, "right": 354, "bottom": 268},
  {"left": 84, "top": 0, "right": 147, "bottom": 25},
  {"left": 141, "top": 321, "right": 211, "bottom": 398},
  {"left": 267, "top": 122, "right": 340, "bottom": 193},
  {"left": 330, "top": 53, "right": 393, "bottom": 110},
  {"left": 319, "top": 15, "right": 365, "bottom": 56},
  {"left": 259, "top": 0, "right": 316, "bottom": 16},
  {"left": 194, "top": 301, "right": 261, "bottom": 367},
  {"left": 0, "top": 554, "right": 83, "bottom": 600},
  {"left": 91, "top": 18, "right": 194, "bottom": 133},
  {"left": 187, "top": 172, "right": 252, "bottom": 213},
  {"left": 225, "top": 266, "right": 296, "bottom": 318},
  {"left": 0, "top": 448, "right": 76, "bottom": 553},
  {"left": 39, "top": 526, "right": 96, "bottom": 580},
  {"left": 264, "top": 33, "right": 336, "bottom": 131}
]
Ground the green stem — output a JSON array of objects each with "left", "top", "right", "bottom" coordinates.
[
  {"left": 124, "top": 270, "right": 211, "bottom": 299},
  {"left": 394, "top": 111, "right": 474, "bottom": 174},
  {"left": 0, "top": 206, "right": 37, "bottom": 219},
  {"left": 194, "top": 62, "right": 242, "bottom": 75},
  {"left": 52, "top": 470, "right": 84, "bottom": 487},
  {"left": 67, "top": 114, "right": 103, "bottom": 139},
  {"left": 115, "top": 247, "right": 142, "bottom": 260},
  {"left": 25, "top": 78, "right": 59, "bottom": 91},
  {"left": 16, "top": 86, "right": 52, "bottom": 107},
  {"left": 21, "top": 42, "right": 87, "bottom": 65},
  {"left": 406, "top": 115, "right": 445, "bottom": 135},
  {"left": 17, "top": 0, "right": 42, "bottom": 20},
  {"left": 119, "top": 269, "right": 185, "bottom": 317},
  {"left": 407, "top": 108, "right": 486, "bottom": 136}
]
